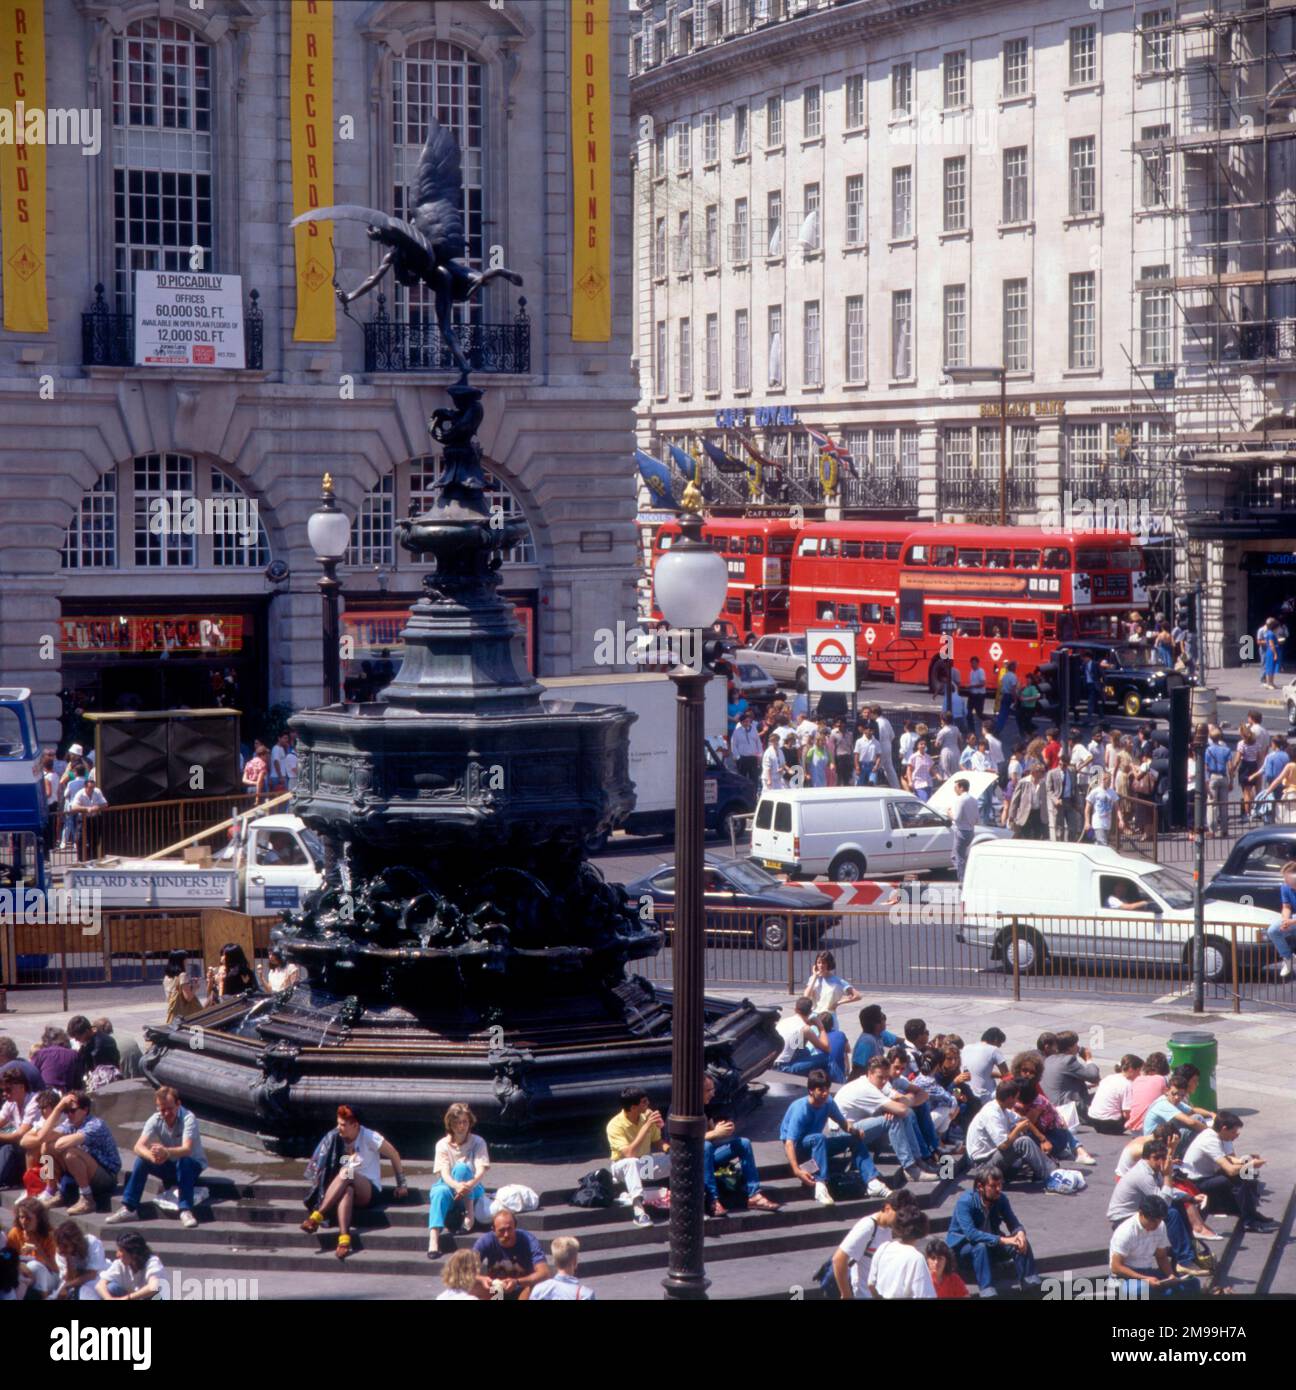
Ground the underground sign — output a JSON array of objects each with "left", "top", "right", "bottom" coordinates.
[{"left": 806, "top": 628, "right": 858, "bottom": 693}]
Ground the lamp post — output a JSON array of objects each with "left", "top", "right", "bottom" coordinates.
[
  {"left": 944, "top": 364, "right": 1009, "bottom": 525},
  {"left": 307, "top": 473, "right": 352, "bottom": 706},
  {"left": 1190, "top": 718, "right": 1209, "bottom": 1013},
  {"left": 652, "top": 483, "right": 729, "bottom": 1303}
]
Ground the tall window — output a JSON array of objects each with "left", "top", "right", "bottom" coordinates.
[
  {"left": 705, "top": 204, "right": 719, "bottom": 266},
  {"left": 1003, "top": 278, "right": 1029, "bottom": 371},
  {"left": 1013, "top": 427, "right": 1039, "bottom": 486},
  {"left": 802, "top": 300, "right": 822, "bottom": 387},
  {"left": 900, "top": 429, "right": 920, "bottom": 483},
  {"left": 872, "top": 430, "right": 895, "bottom": 475},
  {"left": 1066, "top": 423, "right": 1104, "bottom": 487},
  {"left": 944, "top": 51, "right": 967, "bottom": 109},
  {"left": 352, "top": 473, "right": 395, "bottom": 567},
  {"left": 1069, "top": 271, "right": 1097, "bottom": 368},
  {"left": 653, "top": 216, "right": 667, "bottom": 277},
  {"left": 943, "top": 284, "right": 967, "bottom": 367},
  {"left": 765, "top": 94, "right": 783, "bottom": 147},
  {"left": 892, "top": 165, "right": 913, "bottom": 238},
  {"left": 734, "top": 103, "right": 749, "bottom": 156},
  {"left": 846, "top": 295, "right": 866, "bottom": 382},
  {"left": 678, "top": 317, "right": 693, "bottom": 395},
  {"left": 768, "top": 304, "right": 783, "bottom": 387},
  {"left": 705, "top": 313, "right": 720, "bottom": 390},
  {"left": 943, "top": 428, "right": 973, "bottom": 489},
  {"left": 393, "top": 42, "right": 485, "bottom": 332},
  {"left": 801, "top": 182, "right": 821, "bottom": 250},
  {"left": 1140, "top": 265, "right": 1172, "bottom": 365},
  {"left": 702, "top": 111, "right": 719, "bottom": 163},
  {"left": 134, "top": 454, "right": 195, "bottom": 567},
  {"left": 845, "top": 73, "right": 866, "bottom": 130},
  {"left": 803, "top": 84, "right": 821, "bottom": 139},
  {"left": 845, "top": 174, "right": 865, "bottom": 245},
  {"left": 766, "top": 189, "right": 783, "bottom": 256},
  {"left": 1003, "top": 146, "right": 1029, "bottom": 222},
  {"left": 734, "top": 308, "right": 751, "bottom": 390},
  {"left": 1141, "top": 125, "right": 1171, "bottom": 208},
  {"left": 1142, "top": 8, "right": 1173, "bottom": 74},
  {"left": 1069, "top": 24, "right": 1097, "bottom": 85},
  {"left": 674, "top": 119, "right": 691, "bottom": 172},
  {"left": 654, "top": 125, "right": 667, "bottom": 176},
  {"left": 62, "top": 475, "right": 117, "bottom": 570},
  {"left": 211, "top": 468, "right": 270, "bottom": 568},
  {"left": 676, "top": 211, "right": 692, "bottom": 273},
  {"left": 1069, "top": 136, "right": 1097, "bottom": 215},
  {"left": 655, "top": 320, "right": 668, "bottom": 395},
  {"left": 892, "top": 289, "right": 913, "bottom": 378},
  {"left": 111, "top": 18, "right": 213, "bottom": 308},
  {"left": 1003, "top": 37, "right": 1030, "bottom": 97},
  {"left": 892, "top": 62, "right": 913, "bottom": 118},
  {"left": 731, "top": 197, "right": 749, "bottom": 260},
  {"left": 943, "top": 156, "right": 967, "bottom": 232}
]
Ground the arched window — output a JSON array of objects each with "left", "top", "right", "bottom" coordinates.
[
  {"left": 211, "top": 467, "right": 271, "bottom": 567},
  {"left": 111, "top": 19, "right": 213, "bottom": 309}
]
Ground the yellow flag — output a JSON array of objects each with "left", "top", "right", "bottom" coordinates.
[
  {"left": 571, "top": 0, "right": 611, "bottom": 342},
  {"left": 291, "top": 0, "right": 335, "bottom": 342},
  {"left": 0, "top": 0, "right": 48, "bottom": 333}
]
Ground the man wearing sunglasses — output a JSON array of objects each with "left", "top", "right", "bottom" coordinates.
[{"left": 29, "top": 1091, "right": 121, "bottom": 1214}]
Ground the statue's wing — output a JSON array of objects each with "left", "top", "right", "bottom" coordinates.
[
  {"left": 291, "top": 205, "right": 432, "bottom": 256},
  {"left": 411, "top": 122, "right": 466, "bottom": 259}
]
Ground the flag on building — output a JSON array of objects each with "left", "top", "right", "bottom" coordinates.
[
  {"left": 735, "top": 429, "right": 780, "bottom": 478},
  {"left": 635, "top": 450, "right": 678, "bottom": 507},
  {"left": 805, "top": 425, "right": 855, "bottom": 477},
  {"left": 701, "top": 437, "right": 750, "bottom": 476},
  {"left": 666, "top": 443, "right": 697, "bottom": 482}
]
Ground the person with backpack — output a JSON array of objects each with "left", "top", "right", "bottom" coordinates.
[
  {"left": 701, "top": 1073, "right": 780, "bottom": 1218},
  {"left": 828, "top": 1188, "right": 918, "bottom": 1299}
]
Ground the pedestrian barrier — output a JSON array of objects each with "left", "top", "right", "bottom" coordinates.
[{"left": 48, "top": 792, "right": 262, "bottom": 870}]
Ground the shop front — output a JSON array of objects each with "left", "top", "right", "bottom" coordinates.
[{"left": 1242, "top": 550, "right": 1296, "bottom": 663}]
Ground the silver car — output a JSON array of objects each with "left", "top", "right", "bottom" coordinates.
[{"left": 735, "top": 634, "right": 808, "bottom": 692}]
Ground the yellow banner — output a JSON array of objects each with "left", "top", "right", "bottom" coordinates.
[
  {"left": 290, "top": 0, "right": 334, "bottom": 342},
  {"left": 571, "top": 0, "right": 611, "bottom": 342},
  {"left": 0, "top": 0, "right": 47, "bottom": 333}
]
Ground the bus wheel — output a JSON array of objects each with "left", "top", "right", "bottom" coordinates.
[
  {"left": 829, "top": 852, "right": 866, "bottom": 882},
  {"left": 1122, "top": 690, "right": 1142, "bottom": 717}
]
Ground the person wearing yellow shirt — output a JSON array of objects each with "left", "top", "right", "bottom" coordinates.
[{"left": 606, "top": 1087, "right": 670, "bottom": 1229}]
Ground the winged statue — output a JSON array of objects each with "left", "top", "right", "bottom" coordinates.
[{"left": 291, "top": 120, "right": 522, "bottom": 379}]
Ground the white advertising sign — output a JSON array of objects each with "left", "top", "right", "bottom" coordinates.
[
  {"left": 134, "top": 271, "right": 246, "bottom": 369},
  {"left": 806, "top": 627, "right": 857, "bottom": 694}
]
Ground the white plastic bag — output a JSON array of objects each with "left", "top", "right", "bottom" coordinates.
[
  {"left": 155, "top": 1185, "right": 210, "bottom": 1212},
  {"left": 490, "top": 1183, "right": 540, "bottom": 1215},
  {"left": 1054, "top": 1100, "right": 1081, "bottom": 1130}
]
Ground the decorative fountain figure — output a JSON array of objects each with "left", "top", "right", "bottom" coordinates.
[{"left": 143, "top": 122, "right": 778, "bottom": 1150}]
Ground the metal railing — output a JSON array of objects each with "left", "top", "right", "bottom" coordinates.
[
  {"left": 363, "top": 294, "right": 531, "bottom": 374},
  {"left": 48, "top": 792, "right": 261, "bottom": 869},
  {"left": 81, "top": 283, "right": 264, "bottom": 369},
  {"left": 936, "top": 473, "right": 1037, "bottom": 513}
]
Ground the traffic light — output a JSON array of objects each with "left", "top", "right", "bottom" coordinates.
[{"left": 1175, "top": 592, "right": 1197, "bottom": 631}]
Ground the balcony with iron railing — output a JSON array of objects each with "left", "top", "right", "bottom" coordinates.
[
  {"left": 363, "top": 293, "right": 531, "bottom": 375},
  {"left": 82, "top": 283, "right": 263, "bottom": 370},
  {"left": 1063, "top": 461, "right": 1177, "bottom": 514},
  {"left": 936, "top": 471, "right": 1037, "bottom": 514}
]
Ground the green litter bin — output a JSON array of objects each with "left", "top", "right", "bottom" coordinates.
[{"left": 1168, "top": 1031, "right": 1217, "bottom": 1114}]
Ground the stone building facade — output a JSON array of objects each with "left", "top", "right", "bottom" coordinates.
[{"left": 1, "top": 0, "right": 638, "bottom": 746}]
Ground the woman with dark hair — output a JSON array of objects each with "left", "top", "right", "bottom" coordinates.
[
  {"left": 54, "top": 1219, "right": 108, "bottom": 1300},
  {"left": 162, "top": 951, "right": 203, "bottom": 1024},
  {"left": 257, "top": 946, "right": 304, "bottom": 995},
  {"left": 205, "top": 942, "right": 258, "bottom": 1004},
  {"left": 300, "top": 1104, "right": 408, "bottom": 1260},
  {"left": 5, "top": 1195, "right": 58, "bottom": 1297},
  {"left": 800, "top": 951, "right": 860, "bottom": 1027},
  {"left": 925, "top": 1238, "right": 969, "bottom": 1298},
  {"left": 97, "top": 1231, "right": 166, "bottom": 1301}
]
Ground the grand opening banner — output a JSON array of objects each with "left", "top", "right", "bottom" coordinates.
[
  {"left": 291, "top": 0, "right": 335, "bottom": 342},
  {"left": 0, "top": 1, "right": 47, "bottom": 333},
  {"left": 571, "top": 0, "right": 611, "bottom": 342}
]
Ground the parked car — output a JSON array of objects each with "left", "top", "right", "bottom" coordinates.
[
  {"left": 735, "top": 634, "right": 809, "bottom": 692},
  {"left": 1205, "top": 826, "right": 1296, "bottom": 915},
  {"left": 729, "top": 661, "right": 778, "bottom": 710},
  {"left": 624, "top": 856, "right": 839, "bottom": 951},
  {"left": 1042, "top": 640, "right": 1189, "bottom": 718},
  {"left": 958, "top": 840, "right": 1274, "bottom": 982},
  {"left": 750, "top": 778, "right": 1008, "bottom": 882}
]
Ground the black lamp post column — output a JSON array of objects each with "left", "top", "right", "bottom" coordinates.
[
  {"left": 319, "top": 559, "right": 342, "bottom": 706},
  {"left": 1191, "top": 720, "right": 1208, "bottom": 1013}
]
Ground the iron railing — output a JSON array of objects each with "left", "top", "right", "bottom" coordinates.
[
  {"left": 1063, "top": 465, "right": 1176, "bottom": 513},
  {"left": 363, "top": 293, "right": 531, "bottom": 374},
  {"left": 936, "top": 473, "right": 1037, "bottom": 513},
  {"left": 81, "top": 283, "right": 264, "bottom": 369},
  {"left": 48, "top": 792, "right": 262, "bottom": 870}
]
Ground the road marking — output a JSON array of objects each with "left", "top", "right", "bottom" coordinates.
[
  {"left": 907, "top": 965, "right": 982, "bottom": 974},
  {"left": 1154, "top": 990, "right": 1192, "bottom": 1004}
]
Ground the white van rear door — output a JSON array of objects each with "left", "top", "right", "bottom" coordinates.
[{"left": 754, "top": 796, "right": 796, "bottom": 867}]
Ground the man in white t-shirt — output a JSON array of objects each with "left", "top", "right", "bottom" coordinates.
[
  {"left": 835, "top": 1056, "right": 938, "bottom": 1183},
  {"left": 1108, "top": 1196, "right": 1199, "bottom": 1297},
  {"left": 795, "top": 715, "right": 819, "bottom": 751},
  {"left": 1180, "top": 1113, "right": 1274, "bottom": 1233},
  {"left": 773, "top": 999, "right": 825, "bottom": 1072},
  {"left": 966, "top": 657, "right": 988, "bottom": 731},
  {"left": 868, "top": 1205, "right": 936, "bottom": 1299},
  {"left": 960, "top": 1028, "right": 1008, "bottom": 1100},
  {"left": 1084, "top": 771, "right": 1118, "bottom": 847},
  {"left": 853, "top": 729, "right": 881, "bottom": 786},
  {"left": 950, "top": 778, "right": 981, "bottom": 882},
  {"left": 965, "top": 1080, "right": 1056, "bottom": 1183},
  {"left": 831, "top": 1190, "right": 913, "bottom": 1298},
  {"left": 868, "top": 706, "right": 900, "bottom": 789},
  {"left": 761, "top": 732, "right": 786, "bottom": 790}
]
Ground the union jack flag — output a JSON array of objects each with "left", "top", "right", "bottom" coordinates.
[{"left": 805, "top": 425, "right": 855, "bottom": 476}]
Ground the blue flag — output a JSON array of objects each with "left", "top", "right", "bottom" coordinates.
[
  {"left": 635, "top": 449, "right": 678, "bottom": 508},
  {"left": 667, "top": 443, "right": 696, "bottom": 482},
  {"left": 701, "top": 437, "right": 750, "bottom": 476}
]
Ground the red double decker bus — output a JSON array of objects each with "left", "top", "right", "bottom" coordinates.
[
  {"left": 651, "top": 516, "right": 798, "bottom": 640},
  {"left": 788, "top": 522, "right": 905, "bottom": 669}
]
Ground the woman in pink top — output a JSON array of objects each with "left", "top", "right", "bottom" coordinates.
[
  {"left": 906, "top": 739, "right": 935, "bottom": 802},
  {"left": 1123, "top": 1052, "right": 1170, "bottom": 1133}
]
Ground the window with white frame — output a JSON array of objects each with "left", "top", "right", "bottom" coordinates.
[
  {"left": 768, "top": 304, "right": 783, "bottom": 387},
  {"left": 872, "top": 430, "right": 895, "bottom": 475},
  {"left": 803, "top": 300, "right": 822, "bottom": 387},
  {"left": 62, "top": 474, "right": 117, "bottom": 570},
  {"left": 943, "top": 427, "right": 973, "bottom": 485},
  {"left": 705, "top": 204, "right": 719, "bottom": 266},
  {"left": 653, "top": 24, "right": 666, "bottom": 64},
  {"left": 210, "top": 467, "right": 270, "bottom": 568},
  {"left": 111, "top": 18, "right": 213, "bottom": 309},
  {"left": 1003, "top": 146, "right": 1029, "bottom": 222},
  {"left": 731, "top": 197, "right": 749, "bottom": 260},
  {"left": 674, "top": 118, "right": 691, "bottom": 172},
  {"left": 1003, "top": 278, "right": 1029, "bottom": 371},
  {"left": 134, "top": 454, "right": 195, "bottom": 567},
  {"left": 846, "top": 295, "right": 866, "bottom": 382},
  {"left": 409, "top": 458, "right": 533, "bottom": 564},
  {"left": 1012, "top": 426, "right": 1039, "bottom": 482},
  {"left": 734, "top": 103, "right": 749, "bottom": 156},
  {"left": 892, "top": 165, "right": 913, "bottom": 238},
  {"left": 943, "top": 285, "right": 967, "bottom": 367},
  {"left": 655, "top": 320, "right": 668, "bottom": 395},
  {"left": 631, "top": 35, "right": 643, "bottom": 76},
  {"left": 1141, "top": 125, "right": 1170, "bottom": 208},
  {"left": 676, "top": 210, "right": 692, "bottom": 272},
  {"left": 705, "top": 312, "right": 720, "bottom": 390},
  {"left": 892, "top": 289, "right": 913, "bottom": 378},
  {"left": 766, "top": 189, "right": 783, "bottom": 256},
  {"left": 678, "top": 317, "right": 693, "bottom": 395},
  {"left": 1069, "top": 271, "right": 1097, "bottom": 368},
  {"left": 1069, "top": 24, "right": 1097, "bottom": 85},
  {"left": 803, "top": 84, "right": 821, "bottom": 139},
  {"left": 654, "top": 216, "right": 667, "bottom": 277},
  {"left": 352, "top": 473, "right": 395, "bottom": 568},
  {"left": 1066, "top": 422, "right": 1104, "bottom": 486},
  {"left": 943, "top": 156, "right": 967, "bottom": 232},
  {"left": 702, "top": 110, "right": 719, "bottom": 163},
  {"left": 1003, "top": 37, "right": 1030, "bottom": 97},
  {"left": 845, "top": 174, "right": 865, "bottom": 244},
  {"left": 944, "top": 51, "right": 967, "bottom": 109},
  {"left": 892, "top": 62, "right": 913, "bottom": 118},
  {"left": 790, "top": 431, "right": 812, "bottom": 480},
  {"left": 900, "top": 428, "right": 920, "bottom": 482},
  {"left": 1142, "top": 8, "right": 1173, "bottom": 74},
  {"left": 845, "top": 73, "right": 866, "bottom": 130},
  {"left": 677, "top": 12, "right": 693, "bottom": 54},
  {"left": 800, "top": 182, "right": 821, "bottom": 250},
  {"left": 654, "top": 125, "right": 667, "bottom": 176},
  {"left": 765, "top": 94, "right": 783, "bottom": 147},
  {"left": 977, "top": 426, "right": 1001, "bottom": 475},
  {"left": 734, "top": 308, "right": 751, "bottom": 390},
  {"left": 1069, "top": 136, "right": 1097, "bottom": 215},
  {"left": 1140, "top": 265, "right": 1172, "bottom": 365}
]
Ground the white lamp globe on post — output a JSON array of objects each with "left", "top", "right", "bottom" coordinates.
[
  {"left": 308, "top": 473, "right": 352, "bottom": 706},
  {"left": 657, "top": 487, "right": 726, "bottom": 1304}
]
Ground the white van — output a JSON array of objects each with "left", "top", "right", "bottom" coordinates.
[
  {"left": 958, "top": 840, "right": 1275, "bottom": 983},
  {"left": 750, "top": 781, "right": 1004, "bottom": 881}
]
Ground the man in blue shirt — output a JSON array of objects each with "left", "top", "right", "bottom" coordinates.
[
  {"left": 1267, "top": 860, "right": 1296, "bottom": 980},
  {"left": 849, "top": 1003, "right": 902, "bottom": 1078},
  {"left": 781, "top": 1012, "right": 849, "bottom": 1083},
  {"left": 1203, "top": 728, "right": 1232, "bottom": 836},
  {"left": 780, "top": 1070, "right": 891, "bottom": 1206},
  {"left": 947, "top": 1165, "right": 1040, "bottom": 1297}
]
